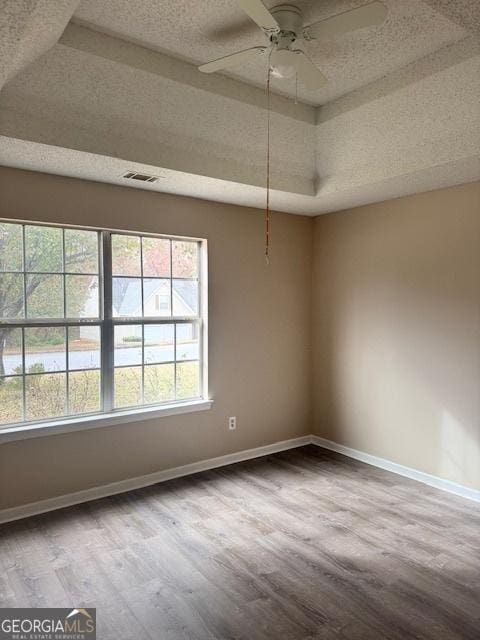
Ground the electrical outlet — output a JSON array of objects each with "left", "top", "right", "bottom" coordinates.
[{"left": 228, "top": 417, "right": 236, "bottom": 431}]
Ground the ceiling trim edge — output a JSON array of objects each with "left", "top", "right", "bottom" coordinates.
[{"left": 62, "top": 21, "right": 316, "bottom": 124}]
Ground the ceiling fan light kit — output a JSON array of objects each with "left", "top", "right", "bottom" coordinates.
[{"left": 198, "top": 0, "right": 388, "bottom": 92}]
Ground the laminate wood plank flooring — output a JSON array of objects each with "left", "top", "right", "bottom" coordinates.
[{"left": 1, "top": 445, "right": 479, "bottom": 640}]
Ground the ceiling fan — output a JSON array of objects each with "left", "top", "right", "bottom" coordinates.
[{"left": 199, "top": 0, "right": 388, "bottom": 90}]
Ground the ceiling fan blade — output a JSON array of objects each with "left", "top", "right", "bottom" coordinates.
[
  {"left": 303, "top": 1, "right": 387, "bottom": 41},
  {"left": 237, "top": 0, "right": 279, "bottom": 31},
  {"left": 293, "top": 50, "right": 327, "bottom": 91},
  {"left": 198, "top": 46, "right": 267, "bottom": 73}
]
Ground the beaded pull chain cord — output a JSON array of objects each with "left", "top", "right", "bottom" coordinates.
[{"left": 265, "top": 60, "right": 272, "bottom": 265}]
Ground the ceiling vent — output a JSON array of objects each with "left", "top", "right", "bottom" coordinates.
[{"left": 121, "top": 171, "right": 162, "bottom": 183}]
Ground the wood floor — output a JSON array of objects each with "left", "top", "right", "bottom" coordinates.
[{"left": 1, "top": 445, "right": 479, "bottom": 640}]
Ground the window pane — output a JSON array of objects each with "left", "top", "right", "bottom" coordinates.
[
  {"left": 143, "top": 278, "right": 171, "bottom": 317},
  {"left": 173, "top": 279, "right": 198, "bottom": 316},
  {"left": 0, "top": 226, "right": 205, "bottom": 425},
  {"left": 172, "top": 241, "right": 198, "bottom": 278},
  {"left": 68, "top": 326, "right": 100, "bottom": 370},
  {"left": 24, "top": 327, "right": 66, "bottom": 372},
  {"left": 69, "top": 370, "right": 101, "bottom": 414},
  {"left": 66, "top": 275, "right": 99, "bottom": 318},
  {"left": 0, "top": 376, "right": 23, "bottom": 424},
  {"left": 0, "top": 273, "right": 24, "bottom": 319},
  {"left": 176, "top": 323, "right": 199, "bottom": 361},
  {"left": 0, "top": 328, "right": 23, "bottom": 375},
  {"left": 142, "top": 237, "right": 170, "bottom": 277},
  {"left": 144, "top": 364, "right": 174, "bottom": 404},
  {"left": 25, "top": 225, "right": 63, "bottom": 273},
  {"left": 26, "top": 274, "right": 64, "bottom": 318},
  {"left": 112, "top": 234, "right": 141, "bottom": 276},
  {"left": 0, "top": 222, "right": 23, "bottom": 271},
  {"left": 115, "top": 325, "right": 142, "bottom": 366},
  {"left": 176, "top": 361, "right": 200, "bottom": 400},
  {"left": 113, "top": 277, "right": 142, "bottom": 317},
  {"left": 65, "top": 228, "right": 98, "bottom": 273},
  {"left": 25, "top": 372, "right": 66, "bottom": 420},
  {"left": 144, "top": 324, "right": 174, "bottom": 364},
  {"left": 114, "top": 366, "right": 142, "bottom": 408}
]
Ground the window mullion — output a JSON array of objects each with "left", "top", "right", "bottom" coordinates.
[
  {"left": 101, "top": 231, "right": 114, "bottom": 413},
  {"left": 174, "top": 322, "right": 177, "bottom": 400},
  {"left": 21, "top": 327, "right": 26, "bottom": 421},
  {"left": 111, "top": 317, "right": 199, "bottom": 325},
  {"left": 198, "top": 239, "right": 206, "bottom": 401},
  {"left": 21, "top": 226, "right": 27, "bottom": 420},
  {"left": 140, "top": 237, "right": 145, "bottom": 405},
  {"left": 63, "top": 230, "right": 70, "bottom": 415}
]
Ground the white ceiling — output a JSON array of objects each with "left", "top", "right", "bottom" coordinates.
[
  {"left": 1, "top": 137, "right": 478, "bottom": 216},
  {"left": 73, "top": 0, "right": 468, "bottom": 105},
  {"left": 0, "top": 0, "right": 479, "bottom": 216},
  {"left": 0, "top": 0, "right": 78, "bottom": 89}
]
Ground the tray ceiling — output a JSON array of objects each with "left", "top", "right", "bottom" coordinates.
[
  {"left": 73, "top": 0, "right": 467, "bottom": 105},
  {"left": 0, "top": 0, "right": 478, "bottom": 216}
]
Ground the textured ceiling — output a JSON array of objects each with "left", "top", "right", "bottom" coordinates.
[
  {"left": 0, "top": 0, "right": 79, "bottom": 89},
  {"left": 2, "top": 138, "right": 479, "bottom": 216},
  {"left": 0, "top": 0, "right": 478, "bottom": 216},
  {"left": 0, "top": 26, "right": 317, "bottom": 196},
  {"left": 73, "top": 0, "right": 468, "bottom": 105}
]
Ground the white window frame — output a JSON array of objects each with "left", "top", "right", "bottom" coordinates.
[{"left": 0, "top": 220, "right": 211, "bottom": 443}]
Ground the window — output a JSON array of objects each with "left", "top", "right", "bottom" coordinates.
[
  {"left": 154, "top": 294, "right": 170, "bottom": 312},
  {"left": 0, "top": 221, "right": 207, "bottom": 430}
]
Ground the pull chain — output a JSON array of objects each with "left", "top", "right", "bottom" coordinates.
[{"left": 265, "top": 58, "right": 272, "bottom": 265}]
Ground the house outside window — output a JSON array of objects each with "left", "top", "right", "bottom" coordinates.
[
  {"left": 154, "top": 293, "right": 170, "bottom": 312},
  {"left": 0, "top": 220, "right": 208, "bottom": 430}
]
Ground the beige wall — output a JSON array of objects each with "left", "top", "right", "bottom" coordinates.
[
  {"left": 312, "top": 182, "right": 480, "bottom": 491},
  {"left": 1, "top": 169, "right": 478, "bottom": 511},
  {"left": 0, "top": 168, "right": 313, "bottom": 509}
]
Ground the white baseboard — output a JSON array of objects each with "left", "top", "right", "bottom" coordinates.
[
  {"left": 1, "top": 433, "right": 478, "bottom": 524},
  {"left": 311, "top": 435, "right": 480, "bottom": 503},
  {"left": 0, "top": 435, "right": 311, "bottom": 524}
]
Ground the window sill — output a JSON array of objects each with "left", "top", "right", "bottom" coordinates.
[{"left": 0, "top": 399, "right": 213, "bottom": 444}]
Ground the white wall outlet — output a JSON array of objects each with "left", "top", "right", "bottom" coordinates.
[{"left": 228, "top": 417, "right": 236, "bottom": 431}]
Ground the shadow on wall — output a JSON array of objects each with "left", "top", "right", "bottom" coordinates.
[
  {"left": 440, "top": 410, "right": 480, "bottom": 490},
  {"left": 313, "top": 185, "right": 480, "bottom": 490}
]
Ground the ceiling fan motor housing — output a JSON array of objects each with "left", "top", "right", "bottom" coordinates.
[{"left": 270, "top": 4, "right": 303, "bottom": 32}]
